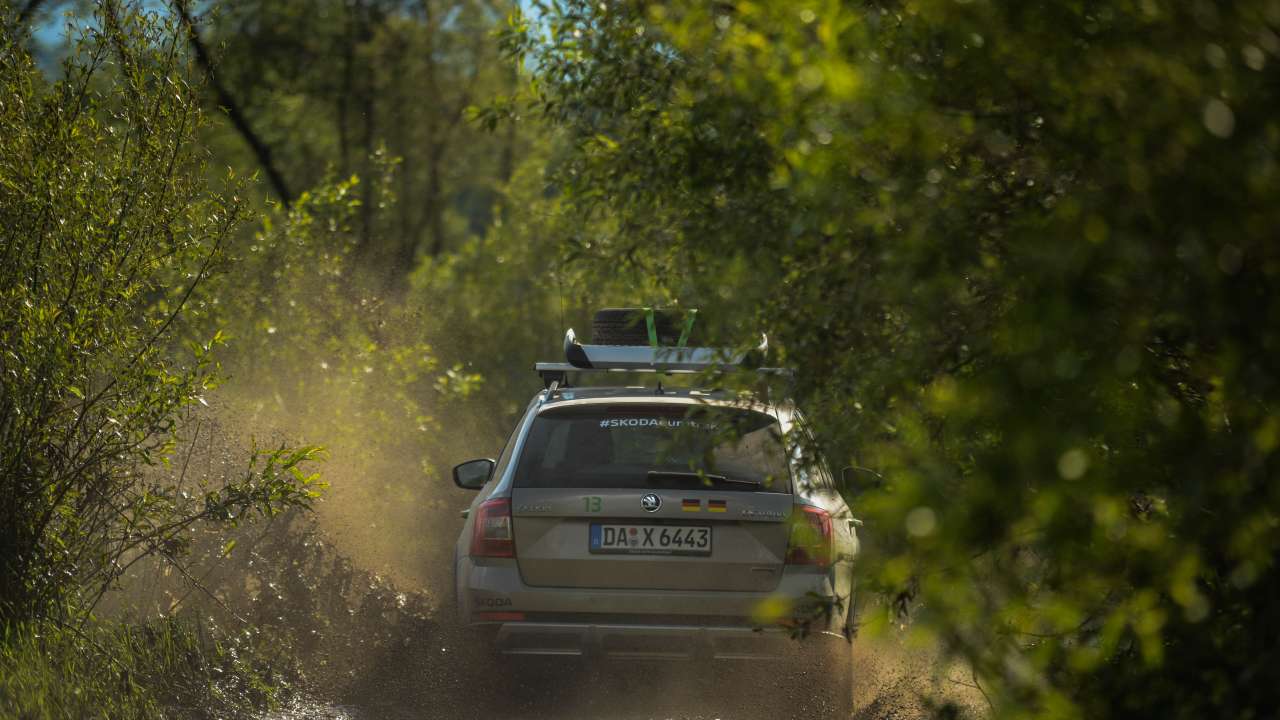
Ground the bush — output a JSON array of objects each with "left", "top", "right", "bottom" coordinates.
[
  {"left": 0, "top": 617, "right": 292, "bottom": 719},
  {"left": 0, "top": 4, "right": 320, "bottom": 622},
  {"left": 511, "top": 1, "right": 1280, "bottom": 717}
]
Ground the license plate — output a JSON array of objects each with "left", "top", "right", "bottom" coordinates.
[{"left": 589, "top": 524, "right": 712, "bottom": 556}]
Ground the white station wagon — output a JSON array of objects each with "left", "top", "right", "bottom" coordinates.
[{"left": 450, "top": 311, "right": 860, "bottom": 717}]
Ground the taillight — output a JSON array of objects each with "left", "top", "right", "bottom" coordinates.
[
  {"left": 470, "top": 497, "right": 515, "bottom": 558},
  {"left": 786, "top": 505, "right": 833, "bottom": 569}
]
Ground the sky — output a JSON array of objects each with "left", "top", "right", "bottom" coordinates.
[{"left": 26, "top": 0, "right": 183, "bottom": 71}]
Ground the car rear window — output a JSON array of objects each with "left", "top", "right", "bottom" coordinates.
[{"left": 514, "top": 404, "right": 791, "bottom": 492}]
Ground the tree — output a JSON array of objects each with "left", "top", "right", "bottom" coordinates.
[
  {"left": 510, "top": 0, "right": 1280, "bottom": 717},
  {"left": 191, "top": 0, "right": 525, "bottom": 286}
]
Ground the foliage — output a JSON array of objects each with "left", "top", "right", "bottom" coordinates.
[
  {"left": 0, "top": 616, "right": 292, "bottom": 719},
  {"left": 10, "top": 0, "right": 1277, "bottom": 716},
  {"left": 511, "top": 0, "right": 1280, "bottom": 718},
  {"left": 0, "top": 5, "right": 320, "bottom": 622}
]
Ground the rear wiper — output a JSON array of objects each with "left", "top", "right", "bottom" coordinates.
[{"left": 646, "top": 470, "right": 762, "bottom": 487}]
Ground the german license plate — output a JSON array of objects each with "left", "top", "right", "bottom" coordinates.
[{"left": 589, "top": 524, "right": 711, "bottom": 556}]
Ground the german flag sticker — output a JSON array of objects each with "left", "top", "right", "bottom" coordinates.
[
  {"left": 707, "top": 500, "right": 728, "bottom": 513},
  {"left": 681, "top": 499, "right": 701, "bottom": 512}
]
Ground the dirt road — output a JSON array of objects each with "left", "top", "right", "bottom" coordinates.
[{"left": 263, "top": 618, "right": 985, "bottom": 720}]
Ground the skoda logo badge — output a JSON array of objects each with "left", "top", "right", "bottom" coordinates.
[{"left": 640, "top": 493, "right": 662, "bottom": 512}]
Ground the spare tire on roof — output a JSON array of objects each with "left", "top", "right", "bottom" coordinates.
[{"left": 591, "top": 308, "right": 699, "bottom": 346}]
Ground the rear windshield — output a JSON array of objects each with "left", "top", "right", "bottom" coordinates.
[{"left": 514, "top": 404, "right": 791, "bottom": 492}]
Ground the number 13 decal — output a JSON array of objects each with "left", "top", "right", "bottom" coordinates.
[{"left": 584, "top": 496, "right": 602, "bottom": 512}]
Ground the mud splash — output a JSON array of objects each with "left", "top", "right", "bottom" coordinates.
[
  {"left": 101, "top": 345, "right": 985, "bottom": 719},
  {"left": 229, "top": 525, "right": 986, "bottom": 720}
]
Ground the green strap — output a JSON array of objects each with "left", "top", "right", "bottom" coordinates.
[
  {"left": 644, "top": 307, "right": 659, "bottom": 348},
  {"left": 676, "top": 309, "right": 698, "bottom": 347}
]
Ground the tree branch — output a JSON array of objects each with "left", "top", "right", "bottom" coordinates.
[
  {"left": 171, "top": 1, "right": 293, "bottom": 207},
  {"left": 16, "top": 0, "right": 48, "bottom": 25}
]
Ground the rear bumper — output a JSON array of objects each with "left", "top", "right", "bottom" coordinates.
[
  {"left": 481, "top": 621, "right": 845, "bottom": 660},
  {"left": 457, "top": 558, "right": 849, "bottom": 657},
  {"left": 462, "top": 559, "right": 839, "bottom": 610}
]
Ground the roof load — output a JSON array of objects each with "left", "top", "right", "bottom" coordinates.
[{"left": 535, "top": 329, "right": 788, "bottom": 388}]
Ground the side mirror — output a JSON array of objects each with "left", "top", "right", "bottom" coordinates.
[
  {"left": 840, "top": 466, "right": 884, "bottom": 496},
  {"left": 453, "top": 458, "right": 495, "bottom": 490}
]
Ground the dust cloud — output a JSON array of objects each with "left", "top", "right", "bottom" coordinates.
[
  {"left": 208, "top": 382, "right": 985, "bottom": 719},
  {"left": 105, "top": 313, "right": 986, "bottom": 720},
  {"left": 210, "top": 320, "right": 501, "bottom": 597}
]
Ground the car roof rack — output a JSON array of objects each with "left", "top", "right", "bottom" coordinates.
[{"left": 535, "top": 329, "right": 790, "bottom": 389}]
